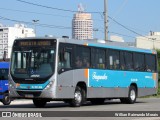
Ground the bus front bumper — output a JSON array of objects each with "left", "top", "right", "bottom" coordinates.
[{"left": 9, "top": 88, "right": 55, "bottom": 99}]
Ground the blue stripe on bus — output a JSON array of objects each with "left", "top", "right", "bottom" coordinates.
[
  {"left": 0, "top": 62, "right": 9, "bottom": 68},
  {"left": 0, "top": 80, "right": 8, "bottom": 93},
  {"left": 0, "top": 95, "right": 3, "bottom": 99},
  {"left": 88, "top": 43, "right": 153, "bottom": 54},
  {"left": 88, "top": 69, "right": 156, "bottom": 88},
  {"left": 16, "top": 80, "right": 50, "bottom": 90}
]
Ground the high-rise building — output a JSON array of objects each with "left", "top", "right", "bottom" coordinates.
[
  {"left": 72, "top": 4, "right": 93, "bottom": 40},
  {"left": 0, "top": 23, "right": 35, "bottom": 59}
]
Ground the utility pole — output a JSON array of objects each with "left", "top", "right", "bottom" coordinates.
[{"left": 104, "top": 0, "right": 108, "bottom": 42}]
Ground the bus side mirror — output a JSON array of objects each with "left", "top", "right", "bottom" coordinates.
[{"left": 3, "top": 51, "right": 6, "bottom": 61}]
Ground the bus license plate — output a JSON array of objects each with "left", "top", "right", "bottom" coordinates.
[{"left": 25, "top": 94, "right": 33, "bottom": 98}]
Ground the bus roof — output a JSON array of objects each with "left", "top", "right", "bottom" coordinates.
[
  {"left": 14, "top": 37, "right": 156, "bottom": 54},
  {"left": 0, "top": 62, "right": 9, "bottom": 69}
]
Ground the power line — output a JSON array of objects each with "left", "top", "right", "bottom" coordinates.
[
  {"left": 16, "top": 0, "right": 102, "bottom": 14},
  {"left": 108, "top": 16, "right": 148, "bottom": 38},
  {"left": 0, "top": 16, "right": 71, "bottom": 29},
  {"left": 0, "top": 7, "right": 103, "bottom": 22},
  {"left": 0, "top": 7, "right": 72, "bottom": 18},
  {"left": 14, "top": 0, "right": 147, "bottom": 38},
  {"left": 1, "top": 1, "right": 148, "bottom": 40},
  {"left": 109, "top": 31, "right": 136, "bottom": 38},
  {"left": 112, "top": 0, "right": 128, "bottom": 19}
]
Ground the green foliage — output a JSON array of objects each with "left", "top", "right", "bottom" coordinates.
[{"left": 158, "top": 81, "right": 160, "bottom": 95}]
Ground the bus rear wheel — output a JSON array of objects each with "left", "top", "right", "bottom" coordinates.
[
  {"left": 33, "top": 99, "right": 47, "bottom": 108},
  {"left": 120, "top": 86, "right": 137, "bottom": 104},
  {"left": 69, "top": 86, "right": 85, "bottom": 107},
  {"left": 2, "top": 93, "right": 11, "bottom": 105}
]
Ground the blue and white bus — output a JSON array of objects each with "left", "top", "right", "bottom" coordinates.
[
  {"left": 0, "top": 61, "right": 11, "bottom": 105},
  {"left": 9, "top": 37, "right": 158, "bottom": 107}
]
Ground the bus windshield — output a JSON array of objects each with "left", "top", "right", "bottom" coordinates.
[{"left": 11, "top": 40, "right": 56, "bottom": 81}]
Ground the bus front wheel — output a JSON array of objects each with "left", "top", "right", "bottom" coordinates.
[
  {"left": 69, "top": 86, "right": 85, "bottom": 107},
  {"left": 33, "top": 99, "right": 47, "bottom": 108},
  {"left": 2, "top": 93, "right": 11, "bottom": 105}
]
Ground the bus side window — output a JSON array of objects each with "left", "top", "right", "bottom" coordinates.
[
  {"left": 120, "top": 51, "right": 126, "bottom": 70},
  {"left": 107, "top": 49, "right": 120, "bottom": 70},
  {"left": 75, "top": 45, "right": 91, "bottom": 69},
  {"left": 145, "top": 54, "right": 156, "bottom": 72},
  {"left": 124, "top": 52, "right": 133, "bottom": 70},
  {"left": 91, "top": 48, "right": 105, "bottom": 69},
  {"left": 59, "top": 51, "right": 71, "bottom": 69},
  {"left": 64, "top": 52, "right": 71, "bottom": 68}
]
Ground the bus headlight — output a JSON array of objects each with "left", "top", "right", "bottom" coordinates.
[{"left": 45, "top": 81, "right": 54, "bottom": 90}]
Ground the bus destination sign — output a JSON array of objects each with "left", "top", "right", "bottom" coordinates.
[{"left": 18, "top": 41, "right": 51, "bottom": 46}]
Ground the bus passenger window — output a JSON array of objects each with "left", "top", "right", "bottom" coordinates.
[
  {"left": 75, "top": 56, "right": 82, "bottom": 68},
  {"left": 64, "top": 52, "right": 71, "bottom": 68},
  {"left": 107, "top": 49, "right": 120, "bottom": 70},
  {"left": 83, "top": 57, "right": 90, "bottom": 68},
  {"left": 75, "top": 46, "right": 90, "bottom": 69},
  {"left": 124, "top": 52, "right": 133, "bottom": 70},
  {"left": 145, "top": 54, "right": 156, "bottom": 72},
  {"left": 91, "top": 48, "right": 105, "bottom": 69},
  {"left": 133, "top": 53, "right": 145, "bottom": 71}
]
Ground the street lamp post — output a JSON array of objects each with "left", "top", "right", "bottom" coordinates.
[{"left": 32, "top": 20, "right": 39, "bottom": 36}]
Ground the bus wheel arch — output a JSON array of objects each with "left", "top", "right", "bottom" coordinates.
[
  {"left": 120, "top": 83, "right": 137, "bottom": 104},
  {"left": 2, "top": 92, "right": 11, "bottom": 105},
  {"left": 69, "top": 82, "right": 87, "bottom": 107},
  {"left": 130, "top": 83, "right": 138, "bottom": 96},
  {"left": 77, "top": 82, "right": 87, "bottom": 102}
]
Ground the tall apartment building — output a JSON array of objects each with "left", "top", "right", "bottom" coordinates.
[
  {"left": 72, "top": 5, "right": 93, "bottom": 40},
  {"left": 0, "top": 24, "right": 35, "bottom": 59}
]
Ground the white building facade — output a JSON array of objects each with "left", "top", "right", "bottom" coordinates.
[
  {"left": 110, "top": 35, "right": 124, "bottom": 42},
  {"left": 0, "top": 24, "right": 35, "bottom": 59},
  {"left": 136, "top": 32, "right": 160, "bottom": 50},
  {"left": 72, "top": 10, "right": 93, "bottom": 40}
]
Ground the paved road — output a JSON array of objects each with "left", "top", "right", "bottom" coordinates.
[{"left": 0, "top": 98, "right": 160, "bottom": 120}]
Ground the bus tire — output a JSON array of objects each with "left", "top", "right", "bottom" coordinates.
[
  {"left": 69, "top": 86, "right": 85, "bottom": 107},
  {"left": 121, "top": 86, "right": 137, "bottom": 104},
  {"left": 2, "top": 93, "right": 11, "bottom": 105},
  {"left": 33, "top": 99, "right": 47, "bottom": 108},
  {"left": 127, "top": 86, "right": 137, "bottom": 104}
]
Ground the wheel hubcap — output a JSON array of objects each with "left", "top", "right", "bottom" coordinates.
[
  {"left": 5, "top": 96, "right": 10, "bottom": 103},
  {"left": 75, "top": 91, "right": 82, "bottom": 103},
  {"left": 130, "top": 90, "right": 136, "bottom": 101}
]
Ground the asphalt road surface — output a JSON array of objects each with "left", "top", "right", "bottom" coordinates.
[{"left": 0, "top": 98, "right": 160, "bottom": 120}]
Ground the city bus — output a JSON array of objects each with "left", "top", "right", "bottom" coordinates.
[
  {"left": 0, "top": 61, "right": 11, "bottom": 105},
  {"left": 8, "top": 37, "right": 158, "bottom": 107}
]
